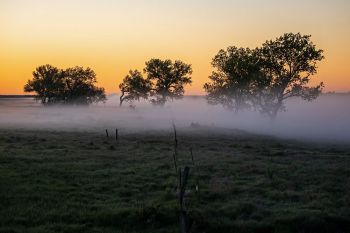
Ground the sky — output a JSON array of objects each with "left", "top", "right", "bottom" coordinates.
[{"left": 0, "top": 0, "right": 349, "bottom": 95}]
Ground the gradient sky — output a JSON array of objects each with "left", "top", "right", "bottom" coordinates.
[{"left": 1, "top": 0, "right": 349, "bottom": 95}]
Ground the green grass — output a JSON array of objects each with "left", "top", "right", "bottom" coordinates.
[{"left": 0, "top": 128, "right": 349, "bottom": 233}]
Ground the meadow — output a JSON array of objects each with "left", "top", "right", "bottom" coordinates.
[
  {"left": 2, "top": 1, "right": 350, "bottom": 232},
  {"left": 1, "top": 127, "right": 349, "bottom": 233}
]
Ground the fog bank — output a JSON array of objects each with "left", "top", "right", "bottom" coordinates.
[{"left": 0, "top": 94, "right": 349, "bottom": 143}]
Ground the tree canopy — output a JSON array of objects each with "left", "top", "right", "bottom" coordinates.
[
  {"left": 144, "top": 59, "right": 192, "bottom": 106},
  {"left": 118, "top": 59, "right": 192, "bottom": 107},
  {"left": 204, "top": 33, "right": 324, "bottom": 119},
  {"left": 119, "top": 70, "right": 152, "bottom": 106},
  {"left": 24, "top": 64, "right": 65, "bottom": 104},
  {"left": 24, "top": 65, "right": 106, "bottom": 105},
  {"left": 204, "top": 47, "right": 264, "bottom": 111}
]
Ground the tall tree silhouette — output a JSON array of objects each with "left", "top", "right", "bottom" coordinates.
[
  {"left": 144, "top": 59, "right": 192, "bottom": 106},
  {"left": 119, "top": 70, "right": 151, "bottom": 106},
  {"left": 256, "top": 33, "right": 324, "bottom": 119},
  {"left": 204, "top": 33, "right": 324, "bottom": 119}
]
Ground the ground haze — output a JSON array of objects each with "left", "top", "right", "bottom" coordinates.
[{"left": 0, "top": 94, "right": 349, "bottom": 142}]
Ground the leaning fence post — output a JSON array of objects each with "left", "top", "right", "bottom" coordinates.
[
  {"left": 172, "top": 123, "right": 178, "bottom": 173},
  {"left": 179, "top": 166, "right": 192, "bottom": 233},
  {"left": 190, "top": 147, "right": 200, "bottom": 199}
]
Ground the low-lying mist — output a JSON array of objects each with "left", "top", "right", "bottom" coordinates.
[{"left": 0, "top": 94, "right": 349, "bottom": 143}]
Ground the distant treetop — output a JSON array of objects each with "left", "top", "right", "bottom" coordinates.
[{"left": 24, "top": 64, "right": 106, "bottom": 105}]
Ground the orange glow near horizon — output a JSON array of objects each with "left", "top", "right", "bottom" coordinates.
[{"left": 1, "top": 0, "right": 350, "bottom": 95}]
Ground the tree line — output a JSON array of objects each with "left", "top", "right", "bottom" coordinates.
[{"left": 24, "top": 33, "right": 324, "bottom": 119}]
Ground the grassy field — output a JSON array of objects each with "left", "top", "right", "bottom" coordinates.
[{"left": 0, "top": 128, "right": 349, "bottom": 233}]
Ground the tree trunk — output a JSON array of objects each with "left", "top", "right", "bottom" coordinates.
[
  {"left": 269, "top": 111, "right": 278, "bottom": 122},
  {"left": 161, "top": 94, "right": 166, "bottom": 106},
  {"left": 269, "top": 99, "right": 282, "bottom": 121},
  {"left": 119, "top": 92, "right": 125, "bottom": 107}
]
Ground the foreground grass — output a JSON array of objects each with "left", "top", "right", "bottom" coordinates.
[{"left": 0, "top": 128, "right": 349, "bottom": 233}]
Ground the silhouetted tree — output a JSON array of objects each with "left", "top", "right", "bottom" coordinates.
[
  {"left": 24, "top": 65, "right": 106, "bottom": 105},
  {"left": 24, "top": 64, "right": 65, "bottom": 104},
  {"left": 62, "top": 66, "right": 106, "bottom": 104},
  {"left": 144, "top": 59, "right": 192, "bottom": 106},
  {"left": 204, "top": 33, "right": 324, "bottom": 119},
  {"left": 203, "top": 47, "right": 266, "bottom": 111},
  {"left": 255, "top": 33, "right": 324, "bottom": 119},
  {"left": 119, "top": 70, "right": 151, "bottom": 106}
]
